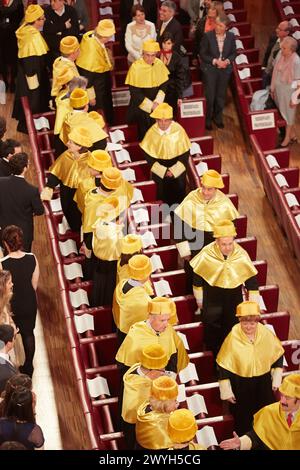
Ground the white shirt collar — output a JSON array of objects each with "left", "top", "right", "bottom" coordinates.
[
  {"left": 55, "top": 5, "right": 65, "bottom": 16},
  {"left": 0, "top": 352, "right": 12, "bottom": 365},
  {"left": 14, "top": 174, "right": 25, "bottom": 178},
  {"left": 157, "top": 124, "right": 172, "bottom": 136},
  {"left": 162, "top": 17, "right": 173, "bottom": 27},
  {"left": 128, "top": 278, "right": 143, "bottom": 287}
]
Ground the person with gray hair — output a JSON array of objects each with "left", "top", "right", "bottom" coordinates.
[
  {"left": 157, "top": 1, "right": 183, "bottom": 51},
  {"left": 262, "top": 21, "right": 292, "bottom": 88},
  {"left": 270, "top": 35, "right": 300, "bottom": 146}
]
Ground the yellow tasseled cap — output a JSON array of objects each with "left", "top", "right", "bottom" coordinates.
[
  {"left": 201, "top": 169, "right": 224, "bottom": 189},
  {"left": 148, "top": 297, "right": 175, "bottom": 316},
  {"left": 128, "top": 254, "right": 152, "bottom": 281},
  {"left": 88, "top": 111, "right": 105, "bottom": 129},
  {"left": 25, "top": 5, "right": 44, "bottom": 23},
  {"left": 100, "top": 167, "right": 122, "bottom": 190},
  {"left": 70, "top": 88, "right": 89, "bottom": 108},
  {"left": 150, "top": 103, "right": 173, "bottom": 120},
  {"left": 142, "top": 39, "right": 160, "bottom": 53},
  {"left": 87, "top": 150, "right": 111, "bottom": 172},
  {"left": 60, "top": 36, "right": 80, "bottom": 55},
  {"left": 140, "top": 344, "right": 168, "bottom": 370},
  {"left": 68, "top": 126, "right": 92, "bottom": 148},
  {"left": 236, "top": 301, "right": 260, "bottom": 317},
  {"left": 151, "top": 376, "right": 178, "bottom": 400},
  {"left": 56, "top": 66, "right": 75, "bottom": 87},
  {"left": 96, "top": 19, "right": 116, "bottom": 37},
  {"left": 213, "top": 219, "right": 237, "bottom": 238},
  {"left": 279, "top": 374, "right": 300, "bottom": 399},
  {"left": 121, "top": 234, "right": 142, "bottom": 255},
  {"left": 168, "top": 409, "right": 198, "bottom": 443}
]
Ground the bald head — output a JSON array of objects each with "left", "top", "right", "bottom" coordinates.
[{"left": 276, "top": 21, "right": 291, "bottom": 40}]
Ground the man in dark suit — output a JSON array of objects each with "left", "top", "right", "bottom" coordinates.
[
  {"left": 0, "top": 325, "right": 17, "bottom": 394},
  {"left": 0, "top": 139, "right": 21, "bottom": 177},
  {"left": 200, "top": 16, "right": 236, "bottom": 129},
  {"left": 0, "top": 152, "right": 44, "bottom": 252},
  {"left": 157, "top": 1, "right": 183, "bottom": 52}
]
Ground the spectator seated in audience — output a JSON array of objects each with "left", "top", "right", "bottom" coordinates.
[{"left": 125, "top": 4, "right": 156, "bottom": 65}]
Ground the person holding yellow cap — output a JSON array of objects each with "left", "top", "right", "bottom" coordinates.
[
  {"left": 220, "top": 373, "right": 300, "bottom": 450},
  {"left": 117, "top": 234, "right": 143, "bottom": 284},
  {"left": 43, "top": 0, "right": 79, "bottom": 66},
  {"left": 113, "top": 254, "right": 154, "bottom": 345},
  {"left": 121, "top": 343, "right": 170, "bottom": 448},
  {"left": 116, "top": 296, "right": 188, "bottom": 376},
  {"left": 136, "top": 376, "right": 179, "bottom": 449},
  {"left": 140, "top": 102, "right": 190, "bottom": 206},
  {"left": 190, "top": 219, "right": 259, "bottom": 357},
  {"left": 13, "top": 4, "right": 50, "bottom": 134},
  {"left": 41, "top": 126, "right": 92, "bottom": 231},
  {"left": 76, "top": 19, "right": 115, "bottom": 124},
  {"left": 216, "top": 301, "right": 284, "bottom": 435},
  {"left": 167, "top": 409, "right": 206, "bottom": 450},
  {"left": 125, "top": 39, "right": 170, "bottom": 139}
]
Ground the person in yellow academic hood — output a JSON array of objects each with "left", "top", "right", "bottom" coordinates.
[
  {"left": 117, "top": 234, "right": 143, "bottom": 284},
  {"left": 40, "top": 126, "right": 92, "bottom": 232},
  {"left": 113, "top": 254, "right": 154, "bottom": 345},
  {"left": 116, "top": 296, "right": 186, "bottom": 376},
  {"left": 168, "top": 409, "right": 206, "bottom": 450},
  {"left": 76, "top": 19, "right": 115, "bottom": 124},
  {"left": 125, "top": 39, "right": 170, "bottom": 139},
  {"left": 121, "top": 343, "right": 170, "bottom": 449},
  {"left": 140, "top": 102, "right": 190, "bottom": 206},
  {"left": 12, "top": 4, "right": 50, "bottom": 134},
  {"left": 190, "top": 219, "right": 259, "bottom": 357},
  {"left": 217, "top": 301, "right": 284, "bottom": 435},
  {"left": 51, "top": 36, "right": 80, "bottom": 98},
  {"left": 220, "top": 373, "right": 300, "bottom": 450},
  {"left": 136, "top": 375, "right": 179, "bottom": 450}
]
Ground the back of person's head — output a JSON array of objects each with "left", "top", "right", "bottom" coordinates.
[
  {"left": 1, "top": 225, "right": 24, "bottom": 253},
  {"left": 5, "top": 387, "right": 35, "bottom": 423},
  {"left": 0, "top": 373, "right": 32, "bottom": 417},
  {"left": 132, "top": 4, "right": 145, "bottom": 17},
  {"left": 0, "top": 324, "right": 14, "bottom": 349},
  {"left": 0, "top": 441, "right": 27, "bottom": 450},
  {"left": 9, "top": 152, "right": 29, "bottom": 175},
  {"left": 68, "top": 76, "right": 88, "bottom": 93},
  {"left": 0, "top": 116, "right": 6, "bottom": 140},
  {"left": 0, "top": 139, "right": 21, "bottom": 159}
]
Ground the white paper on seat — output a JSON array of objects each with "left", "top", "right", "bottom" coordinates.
[
  {"left": 109, "top": 129, "right": 125, "bottom": 143},
  {"left": 177, "top": 332, "right": 190, "bottom": 350},
  {"left": 69, "top": 288, "right": 90, "bottom": 308},
  {"left": 280, "top": 0, "right": 289, "bottom": 3},
  {"left": 141, "top": 230, "right": 157, "bottom": 248},
  {"left": 223, "top": 1, "right": 233, "bottom": 9},
  {"left": 229, "top": 27, "right": 240, "bottom": 36},
  {"left": 74, "top": 313, "right": 94, "bottom": 333},
  {"left": 196, "top": 426, "right": 218, "bottom": 447},
  {"left": 238, "top": 68, "right": 251, "bottom": 80},
  {"left": 150, "top": 254, "right": 164, "bottom": 272},
  {"left": 293, "top": 30, "right": 300, "bottom": 40},
  {"left": 295, "top": 213, "right": 300, "bottom": 228},
  {"left": 283, "top": 355, "right": 288, "bottom": 367},
  {"left": 227, "top": 13, "right": 236, "bottom": 22},
  {"left": 235, "top": 54, "right": 249, "bottom": 65},
  {"left": 63, "top": 262, "right": 83, "bottom": 280},
  {"left": 100, "top": 6, "right": 113, "bottom": 15},
  {"left": 50, "top": 198, "right": 62, "bottom": 213},
  {"left": 258, "top": 295, "right": 267, "bottom": 311},
  {"left": 283, "top": 5, "right": 294, "bottom": 15},
  {"left": 33, "top": 116, "right": 50, "bottom": 130},
  {"left": 153, "top": 279, "right": 172, "bottom": 297},
  {"left": 133, "top": 207, "right": 149, "bottom": 224},
  {"left": 121, "top": 168, "right": 136, "bottom": 181},
  {"left": 59, "top": 239, "right": 78, "bottom": 257},
  {"left": 106, "top": 142, "right": 123, "bottom": 151},
  {"left": 187, "top": 394, "right": 208, "bottom": 415},
  {"left": 290, "top": 18, "right": 299, "bottom": 27},
  {"left": 179, "top": 362, "right": 199, "bottom": 383},
  {"left": 263, "top": 323, "right": 276, "bottom": 336},
  {"left": 196, "top": 161, "right": 209, "bottom": 176},
  {"left": 190, "top": 142, "right": 202, "bottom": 155},
  {"left": 235, "top": 39, "right": 244, "bottom": 50},
  {"left": 275, "top": 173, "right": 289, "bottom": 187},
  {"left": 99, "top": 0, "right": 111, "bottom": 3},
  {"left": 178, "top": 383, "right": 186, "bottom": 402},
  {"left": 58, "top": 216, "right": 70, "bottom": 235},
  {"left": 115, "top": 148, "right": 131, "bottom": 163},
  {"left": 266, "top": 154, "right": 280, "bottom": 169},
  {"left": 87, "top": 376, "right": 110, "bottom": 398},
  {"left": 131, "top": 188, "right": 144, "bottom": 204},
  {"left": 285, "top": 192, "right": 299, "bottom": 207}
]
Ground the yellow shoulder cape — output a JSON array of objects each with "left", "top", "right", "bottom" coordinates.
[
  {"left": 60, "top": 111, "right": 108, "bottom": 145},
  {"left": 122, "top": 364, "right": 152, "bottom": 424},
  {"left": 49, "top": 150, "right": 90, "bottom": 188},
  {"left": 54, "top": 91, "right": 72, "bottom": 135},
  {"left": 16, "top": 24, "right": 48, "bottom": 58},
  {"left": 76, "top": 31, "right": 112, "bottom": 73},
  {"left": 216, "top": 323, "right": 284, "bottom": 377},
  {"left": 125, "top": 58, "right": 169, "bottom": 88},
  {"left": 136, "top": 401, "right": 174, "bottom": 449},
  {"left": 92, "top": 221, "right": 123, "bottom": 261},
  {"left": 140, "top": 122, "right": 191, "bottom": 160},
  {"left": 190, "top": 241, "right": 257, "bottom": 288}
]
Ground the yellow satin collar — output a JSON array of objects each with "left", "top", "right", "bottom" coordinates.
[
  {"left": 49, "top": 150, "right": 90, "bottom": 188},
  {"left": 122, "top": 364, "right": 152, "bottom": 424},
  {"left": 60, "top": 111, "right": 108, "bottom": 145},
  {"left": 140, "top": 122, "right": 191, "bottom": 160},
  {"left": 54, "top": 92, "right": 72, "bottom": 135},
  {"left": 136, "top": 401, "right": 174, "bottom": 449},
  {"left": 216, "top": 323, "right": 284, "bottom": 377},
  {"left": 92, "top": 221, "right": 123, "bottom": 262},
  {"left": 16, "top": 24, "right": 49, "bottom": 58},
  {"left": 190, "top": 241, "right": 257, "bottom": 288},
  {"left": 175, "top": 189, "right": 239, "bottom": 231},
  {"left": 125, "top": 58, "right": 169, "bottom": 88},
  {"left": 253, "top": 402, "right": 300, "bottom": 450},
  {"left": 76, "top": 31, "right": 112, "bottom": 73},
  {"left": 74, "top": 176, "right": 96, "bottom": 213},
  {"left": 52, "top": 57, "right": 79, "bottom": 97}
]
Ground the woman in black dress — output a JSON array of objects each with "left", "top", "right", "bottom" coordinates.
[{"left": 1, "top": 225, "right": 39, "bottom": 377}]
